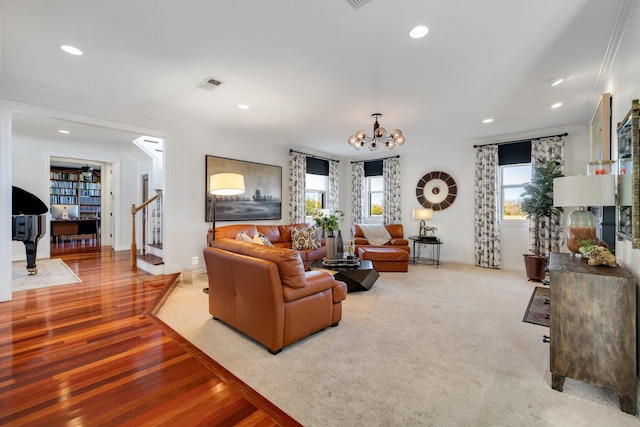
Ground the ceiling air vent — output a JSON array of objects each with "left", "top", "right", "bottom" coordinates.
[
  {"left": 346, "top": 0, "right": 371, "bottom": 9},
  {"left": 197, "top": 77, "right": 225, "bottom": 91}
]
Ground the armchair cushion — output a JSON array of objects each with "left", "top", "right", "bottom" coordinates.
[
  {"left": 235, "top": 231, "right": 253, "bottom": 243},
  {"left": 291, "top": 227, "right": 319, "bottom": 250},
  {"left": 253, "top": 232, "right": 274, "bottom": 246}
]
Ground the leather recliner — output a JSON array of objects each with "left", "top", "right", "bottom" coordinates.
[{"left": 203, "top": 238, "right": 347, "bottom": 354}]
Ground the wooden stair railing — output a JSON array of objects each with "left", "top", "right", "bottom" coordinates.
[{"left": 131, "top": 190, "right": 163, "bottom": 268}]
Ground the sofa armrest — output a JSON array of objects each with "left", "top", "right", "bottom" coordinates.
[
  {"left": 282, "top": 270, "right": 341, "bottom": 303},
  {"left": 389, "top": 237, "right": 409, "bottom": 246}
]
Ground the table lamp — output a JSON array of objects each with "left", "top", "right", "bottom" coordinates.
[
  {"left": 412, "top": 208, "right": 435, "bottom": 237},
  {"left": 209, "top": 173, "right": 245, "bottom": 242},
  {"left": 553, "top": 174, "right": 615, "bottom": 253}
]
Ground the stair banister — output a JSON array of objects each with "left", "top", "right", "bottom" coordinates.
[{"left": 131, "top": 190, "right": 163, "bottom": 268}]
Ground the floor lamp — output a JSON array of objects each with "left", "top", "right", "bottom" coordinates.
[
  {"left": 553, "top": 174, "right": 615, "bottom": 254},
  {"left": 209, "top": 173, "right": 245, "bottom": 243}
]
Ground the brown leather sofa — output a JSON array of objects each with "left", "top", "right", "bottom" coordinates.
[
  {"left": 351, "top": 224, "right": 410, "bottom": 254},
  {"left": 209, "top": 223, "right": 325, "bottom": 269},
  {"left": 203, "top": 238, "right": 347, "bottom": 354}
]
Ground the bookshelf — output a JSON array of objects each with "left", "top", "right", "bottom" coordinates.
[{"left": 50, "top": 167, "right": 101, "bottom": 219}]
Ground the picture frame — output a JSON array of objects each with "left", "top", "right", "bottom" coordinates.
[
  {"left": 205, "top": 155, "right": 282, "bottom": 221},
  {"left": 616, "top": 99, "right": 640, "bottom": 249}
]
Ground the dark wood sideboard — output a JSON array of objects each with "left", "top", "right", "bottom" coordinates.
[
  {"left": 548, "top": 252, "right": 637, "bottom": 415},
  {"left": 51, "top": 219, "right": 99, "bottom": 242}
]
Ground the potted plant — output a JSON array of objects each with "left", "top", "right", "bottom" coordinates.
[
  {"left": 312, "top": 209, "right": 345, "bottom": 237},
  {"left": 313, "top": 210, "right": 345, "bottom": 259},
  {"left": 520, "top": 160, "right": 564, "bottom": 281}
]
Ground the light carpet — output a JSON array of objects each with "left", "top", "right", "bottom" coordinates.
[
  {"left": 12, "top": 258, "right": 81, "bottom": 292},
  {"left": 157, "top": 263, "right": 640, "bottom": 427}
]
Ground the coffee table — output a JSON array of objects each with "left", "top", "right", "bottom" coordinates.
[{"left": 309, "top": 258, "right": 379, "bottom": 293}]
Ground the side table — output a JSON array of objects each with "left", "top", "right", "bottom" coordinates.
[{"left": 408, "top": 236, "right": 442, "bottom": 267}]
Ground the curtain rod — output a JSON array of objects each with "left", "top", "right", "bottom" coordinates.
[
  {"left": 289, "top": 149, "right": 339, "bottom": 163},
  {"left": 351, "top": 154, "right": 400, "bottom": 164},
  {"left": 473, "top": 132, "right": 568, "bottom": 148}
]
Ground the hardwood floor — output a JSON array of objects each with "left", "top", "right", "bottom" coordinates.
[{"left": 1, "top": 244, "right": 300, "bottom": 426}]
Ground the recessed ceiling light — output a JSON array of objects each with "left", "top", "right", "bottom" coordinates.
[
  {"left": 238, "top": 104, "right": 250, "bottom": 110},
  {"left": 546, "top": 78, "right": 564, "bottom": 87},
  {"left": 482, "top": 118, "right": 494, "bottom": 124},
  {"left": 61, "top": 45, "right": 83, "bottom": 56},
  {"left": 551, "top": 102, "right": 563, "bottom": 109},
  {"left": 58, "top": 129, "right": 70, "bottom": 134},
  {"left": 409, "top": 25, "right": 429, "bottom": 39}
]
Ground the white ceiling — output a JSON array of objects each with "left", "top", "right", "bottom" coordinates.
[{"left": 1, "top": 0, "right": 631, "bottom": 158}]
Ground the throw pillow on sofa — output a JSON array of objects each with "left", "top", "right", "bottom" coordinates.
[
  {"left": 235, "top": 231, "right": 253, "bottom": 243},
  {"left": 291, "top": 227, "right": 319, "bottom": 250},
  {"left": 253, "top": 232, "right": 274, "bottom": 246}
]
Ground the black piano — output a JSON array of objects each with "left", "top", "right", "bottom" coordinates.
[{"left": 12, "top": 186, "right": 48, "bottom": 275}]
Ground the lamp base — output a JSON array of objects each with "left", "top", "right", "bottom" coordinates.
[{"left": 566, "top": 207, "right": 596, "bottom": 253}]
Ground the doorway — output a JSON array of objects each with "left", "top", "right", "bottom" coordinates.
[{"left": 49, "top": 157, "right": 108, "bottom": 254}]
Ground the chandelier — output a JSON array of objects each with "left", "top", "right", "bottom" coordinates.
[{"left": 348, "top": 113, "right": 405, "bottom": 151}]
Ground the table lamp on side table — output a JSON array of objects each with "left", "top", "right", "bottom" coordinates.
[{"left": 412, "top": 208, "right": 436, "bottom": 237}]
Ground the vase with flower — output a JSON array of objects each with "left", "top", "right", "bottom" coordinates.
[{"left": 313, "top": 209, "right": 345, "bottom": 260}]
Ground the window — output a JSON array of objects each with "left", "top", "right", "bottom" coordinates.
[
  {"left": 367, "top": 176, "right": 384, "bottom": 219},
  {"left": 500, "top": 164, "right": 531, "bottom": 221},
  {"left": 305, "top": 173, "right": 328, "bottom": 217}
]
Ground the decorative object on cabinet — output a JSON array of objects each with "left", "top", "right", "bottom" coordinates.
[
  {"left": 205, "top": 155, "right": 281, "bottom": 222},
  {"left": 209, "top": 173, "right": 245, "bottom": 242},
  {"left": 589, "top": 92, "right": 612, "bottom": 161},
  {"left": 617, "top": 99, "right": 640, "bottom": 248},
  {"left": 548, "top": 253, "right": 636, "bottom": 415},
  {"left": 553, "top": 174, "right": 615, "bottom": 253},
  {"left": 587, "top": 159, "right": 615, "bottom": 175},
  {"left": 411, "top": 208, "right": 435, "bottom": 237},
  {"left": 415, "top": 171, "right": 457, "bottom": 210},
  {"left": 520, "top": 161, "right": 563, "bottom": 281}
]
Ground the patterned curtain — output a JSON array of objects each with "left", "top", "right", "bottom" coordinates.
[
  {"left": 474, "top": 145, "right": 501, "bottom": 268},
  {"left": 288, "top": 151, "right": 307, "bottom": 223},
  {"left": 530, "top": 136, "right": 565, "bottom": 256},
  {"left": 351, "top": 161, "right": 365, "bottom": 224},
  {"left": 382, "top": 157, "right": 401, "bottom": 224},
  {"left": 327, "top": 159, "right": 340, "bottom": 212}
]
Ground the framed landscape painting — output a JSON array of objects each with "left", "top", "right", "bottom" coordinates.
[{"left": 205, "top": 155, "right": 282, "bottom": 221}]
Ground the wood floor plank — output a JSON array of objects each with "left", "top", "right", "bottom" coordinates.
[{"left": 1, "top": 245, "right": 300, "bottom": 426}]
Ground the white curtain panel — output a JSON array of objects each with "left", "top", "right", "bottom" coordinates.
[
  {"left": 328, "top": 159, "right": 340, "bottom": 213},
  {"left": 351, "top": 161, "right": 365, "bottom": 224},
  {"left": 474, "top": 145, "right": 501, "bottom": 268},
  {"left": 383, "top": 157, "right": 402, "bottom": 224},
  {"left": 530, "top": 136, "right": 565, "bottom": 256},
  {"left": 288, "top": 152, "right": 307, "bottom": 223}
]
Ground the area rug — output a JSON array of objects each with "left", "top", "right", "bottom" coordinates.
[
  {"left": 12, "top": 258, "right": 81, "bottom": 292},
  {"left": 157, "top": 265, "right": 633, "bottom": 427},
  {"left": 523, "top": 286, "right": 550, "bottom": 327}
]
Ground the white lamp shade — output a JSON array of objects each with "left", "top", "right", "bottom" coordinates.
[
  {"left": 553, "top": 175, "right": 615, "bottom": 207},
  {"left": 209, "top": 173, "right": 245, "bottom": 195},
  {"left": 412, "top": 208, "right": 433, "bottom": 220}
]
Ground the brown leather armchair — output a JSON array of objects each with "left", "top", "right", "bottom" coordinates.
[
  {"left": 351, "top": 224, "right": 410, "bottom": 254},
  {"left": 203, "top": 238, "right": 347, "bottom": 354}
]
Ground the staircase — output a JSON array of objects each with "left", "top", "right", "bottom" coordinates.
[
  {"left": 131, "top": 191, "right": 164, "bottom": 275},
  {"left": 136, "top": 243, "right": 164, "bottom": 275}
]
